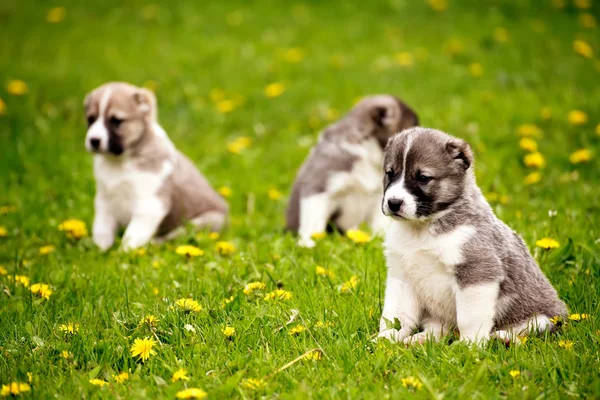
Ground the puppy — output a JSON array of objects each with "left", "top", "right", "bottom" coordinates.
[
  {"left": 84, "top": 82, "right": 228, "bottom": 251},
  {"left": 378, "top": 127, "right": 567, "bottom": 345},
  {"left": 286, "top": 95, "right": 418, "bottom": 248}
]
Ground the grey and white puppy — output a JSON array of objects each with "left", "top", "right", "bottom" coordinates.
[
  {"left": 84, "top": 82, "right": 228, "bottom": 251},
  {"left": 378, "top": 127, "right": 567, "bottom": 345},
  {"left": 286, "top": 95, "right": 418, "bottom": 248}
]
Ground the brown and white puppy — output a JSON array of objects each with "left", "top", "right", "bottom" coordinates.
[
  {"left": 84, "top": 82, "right": 227, "bottom": 251},
  {"left": 286, "top": 95, "right": 418, "bottom": 247},
  {"left": 378, "top": 127, "right": 567, "bottom": 345}
]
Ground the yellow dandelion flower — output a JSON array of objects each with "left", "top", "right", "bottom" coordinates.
[
  {"left": 7, "top": 79, "right": 28, "bottom": 96},
  {"left": 428, "top": 0, "right": 448, "bottom": 12},
  {"left": 30, "top": 283, "right": 52, "bottom": 300},
  {"left": 58, "top": 219, "right": 88, "bottom": 239},
  {"left": 0, "top": 266, "right": 6, "bottom": 275},
  {"left": 152, "top": 287, "right": 159, "bottom": 296},
  {"left": 536, "top": 238, "right": 560, "bottom": 249},
  {"left": 46, "top": 6, "right": 66, "bottom": 23},
  {"left": 569, "top": 148, "right": 592, "bottom": 164},
  {"left": 216, "top": 99, "right": 235, "bottom": 114},
  {"left": 0, "top": 98, "right": 6, "bottom": 115},
  {"left": 12, "top": 275, "right": 30, "bottom": 287},
  {"left": 316, "top": 266, "right": 335, "bottom": 278},
  {"left": 39, "top": 245, "right": 55, "bottom": 255},
  {"left": 208, "top": 232, "right": 220, "bottom": 240},
  {"left": 130, "top": 337, "right": 156, "bottom": 362},
  {"left": 304, "top": 350, "right": 323, "bottom": 361},
  {"left": 524, "top": 172, "right": 541, "bottom": 185},
  {"left": 218, "top": 186, "right": 232, "bottom": 198},
  {"left": 221, "top": 295, "right": 235, "bottom": 308},
  {"left": 58, "top": 322, "right": 80, "bottom": 335},
  {"left": 395, "top": 52, "right": 413, "bottom": 67},
  {"left": 311, "top": 232, "right": 326, "bottom": 240},
  {"left": 573, "top": 40, "right": 593, "bottom": 59},
  {"left": 315, "top": 321, "right": 335, "bottom": 329},
  {"left": 215, "top": 241, "right": 235, "bottom": 256},
  {"left": 222, "top": 326, "right": 235, "bottom": 337},
  {"left": 288, "top": 325, "right": 306, "bottom": 336},
  {"left": 241, "top": 378, "right": 266, "bottom": 390},
  {"left": 568, "top": 110, "right": 588, "bottom": 125},
  {"left": 509, "top": 370, "right": 521, "bottom": 378},
  {"left": 468, "top": 63, "right": 484, "bottom": 77},
  {"left": 133, "top": 248, "right": 147, "bottom": 256},
  {"left": 568, "top": 313, "right": 589, "bottom": 321},
  {"left": 0, "top": 205, "right": 15, "bottom": 215},
  {"left": 550, "top": 316, "right": 563, "bottom": 325},
  {"left": 227, "top": 136, "right": 252, "bottom": 154},
  {"left": 176, "top": 388, "right": 208, "bottom": 399},
  {"left": 574, "top": 0, "right": 591, "bottom": 9},
  {"left": 519, "top": 336, "right": 529, "bottom": 345},
  {"left": 284, "top": 47, "right": 305, "bottom": 63},
  {"left": 346, "top": 229, "right": 371, "bottom": 243},
  {"left": 209, "top": 88, "right": 226, "bottom": 103},
  {"left": 268, "top": 188, "right": 282, "bottom": 200},
  {"left": 401, "top": 376, "right": 423, "bottom": 390},
  {"left": 113, "top": 372, "right": 129, "bottom": 383},
  {"left": 264, "top": 82, "right": 285, "bottom": 98},
  {"left": 175, "top": 298, "right": 202, "bottom": 312},
  {"left": 517, "top": 124, "right": 542, "bottom": 137},
  {"left": 243, "top": 282, "right": 266, "bottom": 296},
  {"left": 89, "top": 378, "right": 108, "bottom": 387},
  {"left": 540, "top": 107, "right": 552, "bottom": 120},
  {"left": 60, "top": 350, "right": 71, "bottom": 359},
  {"left": 558, "top": 340, "right": 574, "bottom": 349},
  {"left": 340, "top": 276, "right": 360, "bottom": 294},
  {"left": 579, "top": 13, "right": 596, "bottom": 28},
  {"left": 1, "top": 382, "right": 31, "bottom": 396},
  {"left": 175, "top": 245, "right": 204, "bottom": 257},
  {"left": 0, "top": 226, "right": 7, "bottom": 237},
  {"left": 523, "top": 152, "right": 545, "bottom": 168},
  {"left": 264, "top": 289, "right": 292, "bottom": 301},
  {"left": 519, "top": 138, "right": 538, "bottom": 152},
  {"left": 138, "top": 315, "right": 159, "bottom": 328},
  {"left": 494, "top": 27, "right": 509, "bottom": 42},
  {"left": 171, "top": 368, "right": 189, "bottom": 382}
]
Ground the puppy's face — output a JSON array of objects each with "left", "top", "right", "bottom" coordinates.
[
  {"left": 382, "top": 128, "right": 473, "bottom": 221},
  {"left": 84, "top": 82, "right": 156, "bottom": 155},
  {"left": 354, "top": 95, "right": 419, "bottom": 148}
]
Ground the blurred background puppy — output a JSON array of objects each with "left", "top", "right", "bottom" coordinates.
[
  {"left": 84, "top": 82, "right": 228, "bottom": 251},
  {"left": 286, "top": 95, "right": 418, "bottom": 248}
]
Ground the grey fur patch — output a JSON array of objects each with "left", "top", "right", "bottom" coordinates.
[
  {"left": 383, "top": 127, "right": 568, "bottom": 328},
  {"left": 286, "top": 94, "right": 418, "bottom": 231}
]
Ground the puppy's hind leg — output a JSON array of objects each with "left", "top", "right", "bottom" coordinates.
[
  {"left": 191, "top": 210, "right": 228, "bottom": 232},
  {"left": 492, "top": 314, "right": 554, "bottom": 345},
  {"left": 297, "top": 193, "right": 331, "bottom": 248}
]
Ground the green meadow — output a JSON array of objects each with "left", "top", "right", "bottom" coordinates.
[{"left": 1, "top": 0, "right": 599, "bottom": 398}]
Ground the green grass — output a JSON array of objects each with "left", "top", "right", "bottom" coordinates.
[{"left": 1, "top": 0, "right": 600, "bottom": 398}]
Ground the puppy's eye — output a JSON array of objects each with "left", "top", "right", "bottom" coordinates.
[
  {"left": 416, "top": 172, "right": 432, "bottom": 184},
  {"left": 87, "top": 115, "right": 97, "bottom": 126},
  {"left": 110, "top": 116, "right": 123, "bottom": 127},
  {"left": 386, "top": 169, "right": 394, "bottom": 180}
]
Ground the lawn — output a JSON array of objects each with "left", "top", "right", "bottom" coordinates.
[{"left": 1, "top": 0, "right": 600, "bottom": 398}]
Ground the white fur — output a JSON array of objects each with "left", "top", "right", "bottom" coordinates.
[
  {"left": 382, "top": 132, "right": 418, "bottom": 218},
  {"left": 378, "top": 222, "right": 477, "bottom": 342},
  {"left": 93, "top": 151, "right": 173, "bottom": 251},
  {"left": 456, "top": 281, "right": 499, "bottom": 344},
  {"left": 86, "top": 88, "right": 112, "bottom": 153},
  {"left": 297, "top": 138, "right": 389, "bottom": 247}
]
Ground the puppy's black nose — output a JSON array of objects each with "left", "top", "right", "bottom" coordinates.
[
  {"left": 387, "top": 198, "right": 403, "bottom": 213},
  {"left": 90, "top": 138, "right": 100, "bottom": 150}
]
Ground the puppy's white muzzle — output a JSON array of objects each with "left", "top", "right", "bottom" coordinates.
[
  {"left": 383, "top": 181, "right": 418, "bottom": 219},
  {"left": 85, "top": 120, "right": 109, "bottom": 153}
]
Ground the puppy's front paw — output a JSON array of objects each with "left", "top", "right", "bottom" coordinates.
[
  {"left": 377, "top": 328, "right": 411, "bottom": 343},
  {"left": 93, "top": 234, "right": 115, "bottom": 252},
  {"left": 121, "top": 235, "right": 149, "bottom": 251},
  {"left": 298, "top": 237, "right": 316, "bottom": 248},
  {"left": 403, "top": 332, "right": 430, "bottom": 346}
]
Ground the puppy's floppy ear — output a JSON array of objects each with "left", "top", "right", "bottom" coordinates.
[
  {"left": 446, "top": 139, "right": 473, "bottom": 170},
  {"left": 133, "top": 88, "right": 157, "bottom": 116},
  {"left": 398, "top": 101, "right": 419, "bottom": 130},
  {"left": 370, "top": 105, "right": 389, "bottom": 128}
]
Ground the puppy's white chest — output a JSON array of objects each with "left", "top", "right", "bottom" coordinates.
[
  {"left": 384, "top": 223, "right": 475, "bottom": 323},
  {"left": 94, "top": 157, "right": 172, "bottom": 226}
]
